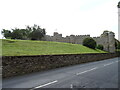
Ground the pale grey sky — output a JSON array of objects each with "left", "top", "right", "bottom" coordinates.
[{"left": 0, "top": 0, "right": 119, "bottom": 39}]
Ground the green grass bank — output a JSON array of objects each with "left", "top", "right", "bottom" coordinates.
[{"left": 1, "top": 39, "right": 107, "bottom": 56}]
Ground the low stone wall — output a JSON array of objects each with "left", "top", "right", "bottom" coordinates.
[{"left": 2, "top": 53, "right": 119, "bottom": 78}]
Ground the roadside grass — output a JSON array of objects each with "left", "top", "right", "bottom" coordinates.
[
  {"left": 2, "top": 39, "right": 107, "bottom": 56},
  {"left": 116, "top": 49, "right": 120, "bottom": 51}
]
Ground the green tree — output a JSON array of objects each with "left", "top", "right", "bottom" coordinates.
[
  {"left": 96, "top": 44, "right": 104, "bottom": 50},
  {"left": 1, "top": 29, "right": 12, "bottom": 39},
  {"left": 11, "top": 28, "right": 23, "bottom": 39},
  {"left": 29, "top": 24, "right": 46, "bottom": 40},
  {"left": 115, "top": 40, "right": 120, "bottom": 49},
  {"left": 117, "top": 1, "right": 120, "bottom": 8},
  {"left": 1, "top": 24, "right": 46, "bottom": 40},
  {"left": 117, "top": 42, "right": 120, "bottom": 49},
  {"left": 83, "top": 38, "right": 97, "bottom": 49},
  {"left": 115, "top": 41, "right": 117, "bottom": 49},
  {"left": 2, "top": 28, "right": 28, "bottom": 39}
]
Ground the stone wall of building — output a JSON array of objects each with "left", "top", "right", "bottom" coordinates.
[{"left": 42, "top": 31, "right": 116, "bottom": 52}]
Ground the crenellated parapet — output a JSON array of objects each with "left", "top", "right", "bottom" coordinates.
[
  {"left": 93, "top": 37, "right": 100, "bottom": 39},
  {"left": 75, "top": 35, "right": 90, "bottom": 37}
]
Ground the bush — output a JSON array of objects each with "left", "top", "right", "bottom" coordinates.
[
  {"left": 116, "top": 49, "right": 120, "bottom": 56},
  {"left": 96, "top": 44, "right": 104, "bottom": 50},
  {"left": 117, "top": 43, "right": 120, "bottom": 49},
  {"left": 115, "top": 41, "right": 120, "bottom": 49},
  {"left": 83, "top": 38, "right": 96, "bottom": 49}
]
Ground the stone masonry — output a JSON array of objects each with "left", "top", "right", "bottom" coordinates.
[
  {"left": 2, "top": 53, "right": 118, "bottom": 78},
  {"left": 41, "top": 31, "right": 116, "bottom": 52}
]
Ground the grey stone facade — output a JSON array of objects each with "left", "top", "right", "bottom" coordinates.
[{"left": 42, "top": 31, "right": 116, "bottom": 52}]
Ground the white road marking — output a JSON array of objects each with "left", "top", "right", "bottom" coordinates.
[
  {"left": 76, "top": 67, "right": 98, "bottom": 75},
  {"left": 33, "top": 80, "right": 58, "bottom": 89},
  {"left": 70, "top": 84, "right": 73, "bottom": 88},
  {"left": 104, "top": 62, "right": 114, "bottom": 66},
  {"left": 115, "top": 61, "right": 119, "bottom": 63}
]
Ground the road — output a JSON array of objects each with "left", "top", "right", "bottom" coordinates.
[{"left": 2, "top": 57, "right": 120, "bottom": 89}]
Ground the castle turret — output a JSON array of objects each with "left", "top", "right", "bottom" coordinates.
[
  {"left": 53, "top": 32, "right": 58, "bottom": 36},
  {"left": 108, "top": 32, "right": 115, "bottom": 52},
  {"left": 100, "top": 31, "right": 109, "bottom": 52},
  {"left": 100, "top": 31, "right": 116, "bottom": 52}
]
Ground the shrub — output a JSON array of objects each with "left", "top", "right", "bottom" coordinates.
[
  {"left": 97, "top": 44, "right": 104, "bottom": 50},
  {"left": 83, "top": 38, "right": 97, "bottom": 49},
  {"left": 115, "top": 40, "right": 120, "bottom": 49},
  {"left": 117, "top": 43, "right": 120, "bottom": 49}
]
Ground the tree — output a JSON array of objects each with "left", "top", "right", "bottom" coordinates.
[
  {"left": 115, "top": 40, "right": 120, "bottom": 49},
  {"left": 117, "top": 43, "right": 120, "bottom": 49},
  {"left": 1, "top": 29, "right": 12, "bottom": 39},
  {"left": 29, "top": 24, "right": 46, "bottom": 40},
  {"left": 116, "top": 42, "right": 120, "bottom": 49},
  {"left": 11, "top": 28, "right": 23, "bottom": 39},
  {"left": 115, "top": 41, "right": 117, "bottom": 49},
  {"left": 1, "top": 24, "right": 46, "bottom": 40},
  {"left": 83, "top": 38, "right": 97, "bottom": 49},
  {"left": 96, "top": 44, "right": 104, "bottom": 50},
  {"left": 117, "top": 1, "right": 120, "bottom": 8}
]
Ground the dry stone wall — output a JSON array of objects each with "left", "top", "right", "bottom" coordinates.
[{"left": 2, "top": 53, "right": 118, "bottom": 78}]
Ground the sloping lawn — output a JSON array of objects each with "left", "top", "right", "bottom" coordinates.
[{"left": 2, "top": 39, "right": 107, "bottom": 56}]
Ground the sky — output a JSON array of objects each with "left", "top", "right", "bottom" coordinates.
[{"left": 0, "top": 0, "right": 119, "bottom": 39}]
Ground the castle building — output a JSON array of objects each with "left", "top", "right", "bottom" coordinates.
[{"left": 42, "top": 31, "right": 116, "bottom": 53}]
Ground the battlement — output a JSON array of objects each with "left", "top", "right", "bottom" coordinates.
[
  {"left": 75, "top": 35, "right": 90, "bottom": 37},
  {"left": 52, "top": 32, "right": 91, "bottom": 40},
  {"left": 93, "top": 37, "right": 100, "bottom": 39}
]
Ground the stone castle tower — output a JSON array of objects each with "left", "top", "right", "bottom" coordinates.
[
  {"left": 94, "top": 31, "right": 115, "bottom": 52},
  {"left": 108, "top": 32, "right": 115, "bottom": 52}
]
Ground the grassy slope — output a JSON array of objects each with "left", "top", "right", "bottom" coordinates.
[{"left": 2, "top": 39, "right": 107, "bottom": 56}]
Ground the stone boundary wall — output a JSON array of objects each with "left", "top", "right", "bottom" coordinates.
[{"left": 2, "top": 53, "right": 119, "bottom": 78}]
